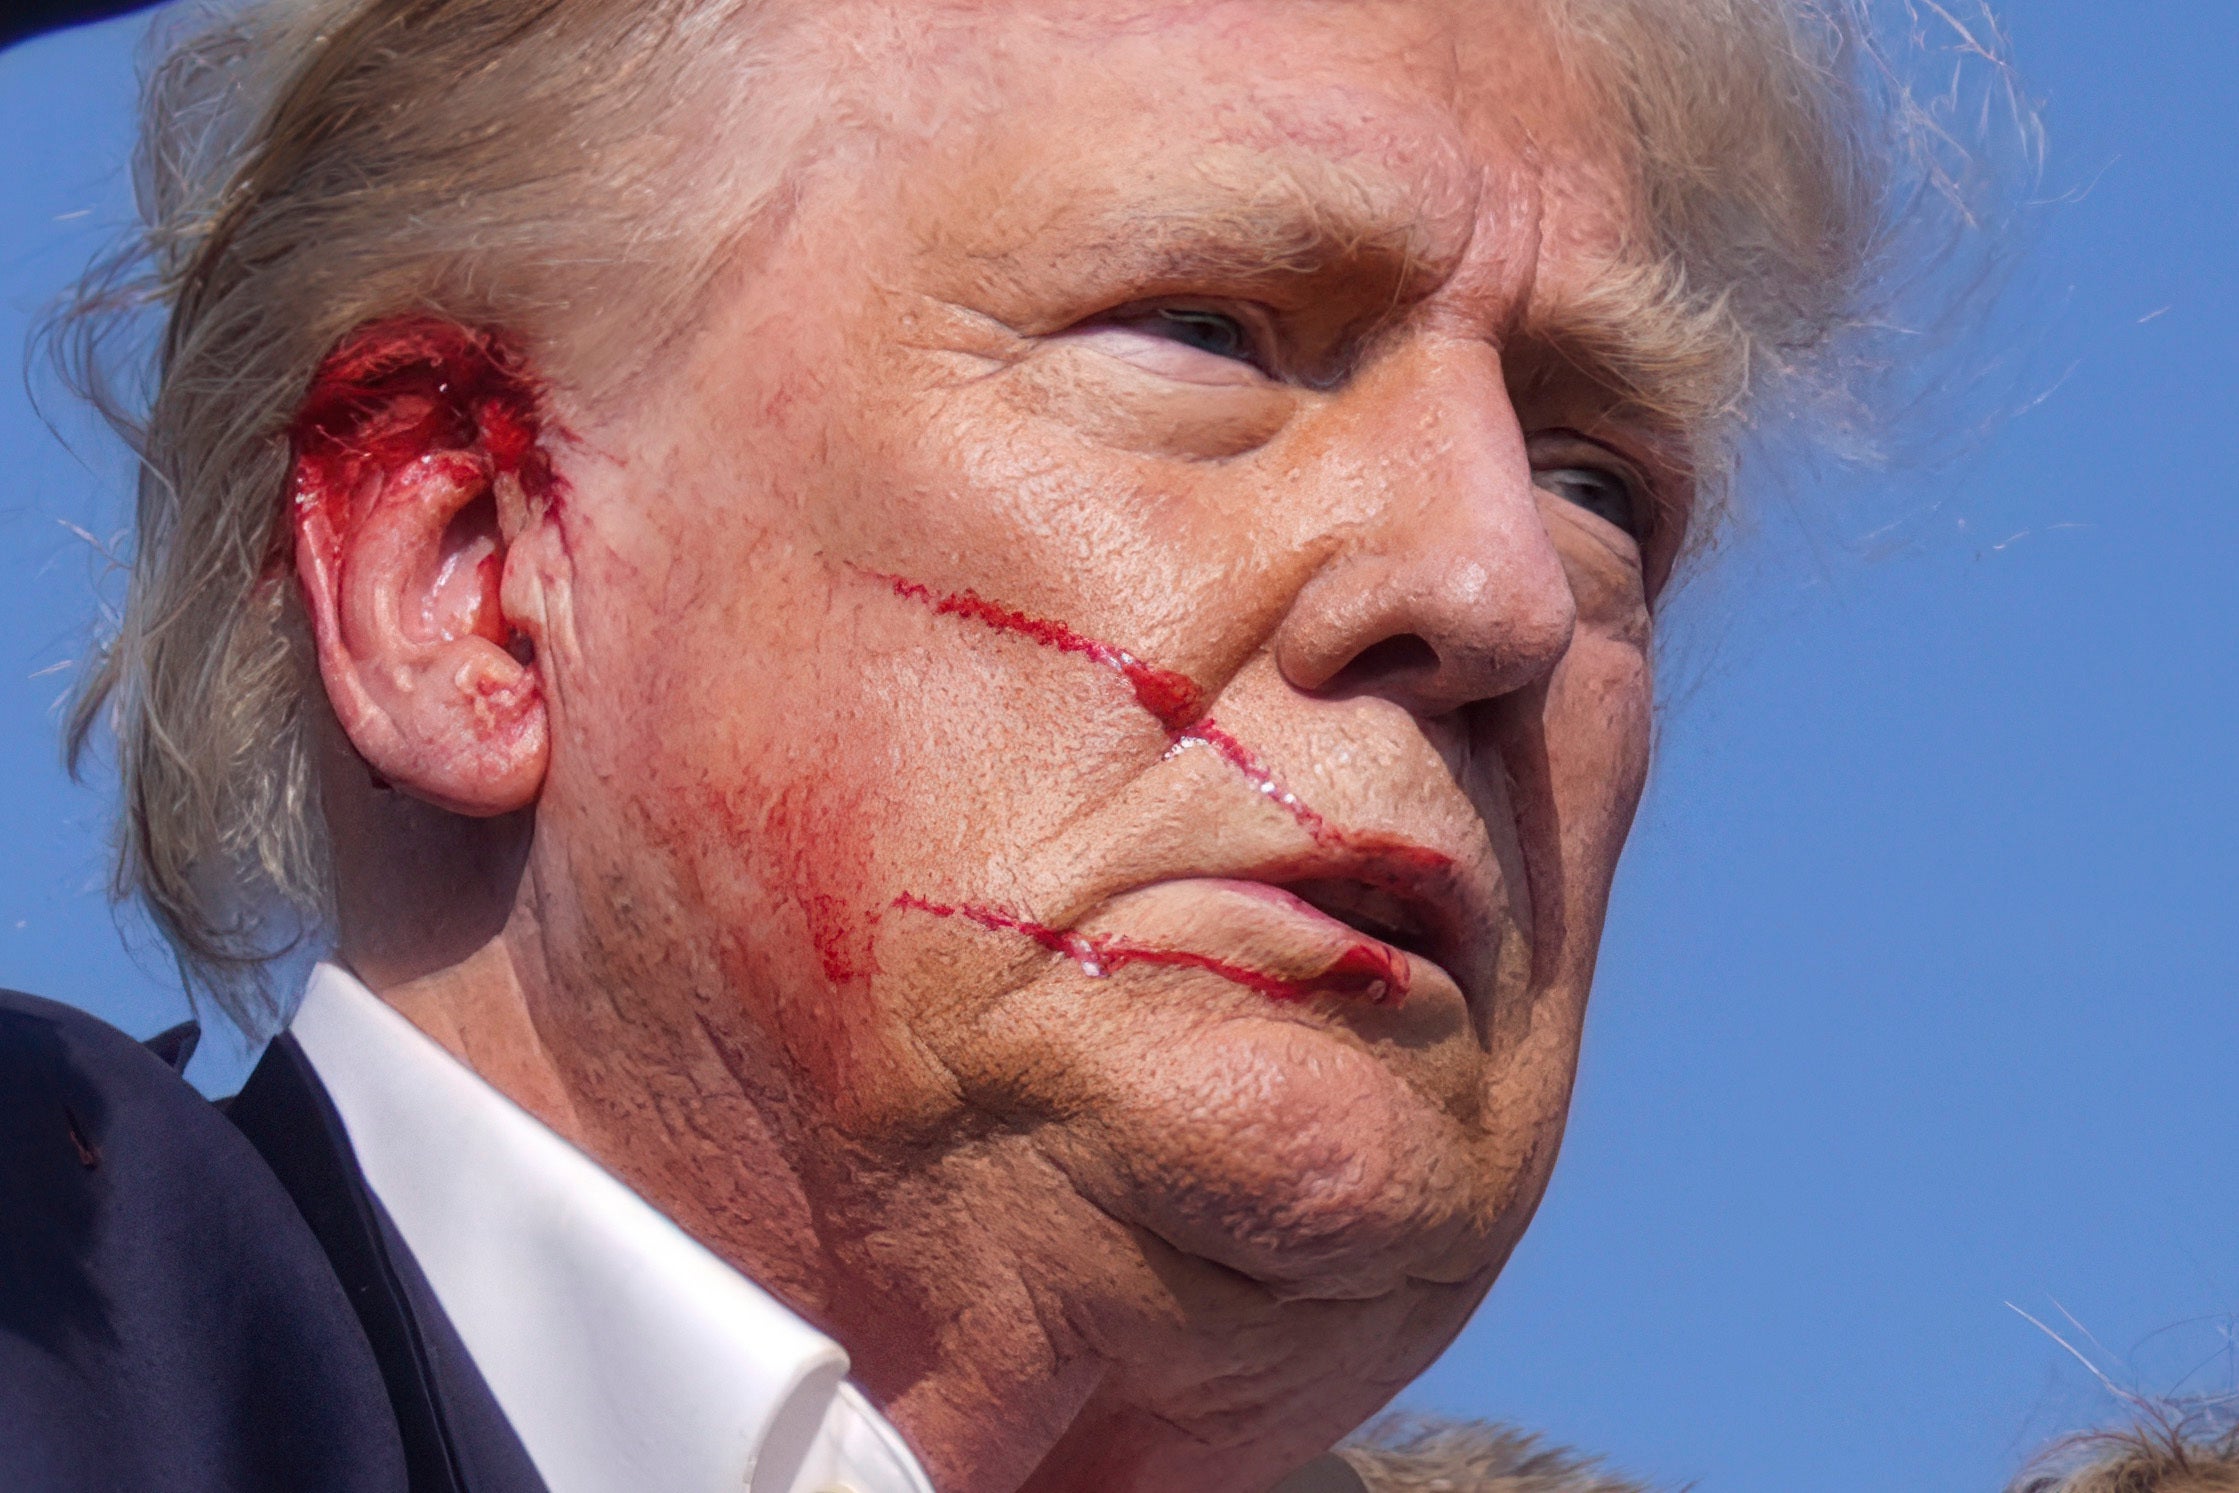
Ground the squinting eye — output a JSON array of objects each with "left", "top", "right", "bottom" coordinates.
[
  {"left": 1536, "top": 465, "right": 1640, "bottom": 537},
  {"left": 1149, "top": 308, "right": 1252, "bottom": 363}
]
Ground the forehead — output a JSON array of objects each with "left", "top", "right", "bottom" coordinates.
[{"left": 795, "top": 0, "right": 1639, "bottom": 295}]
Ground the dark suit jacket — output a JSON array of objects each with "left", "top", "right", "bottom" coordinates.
[
  {"left": 0, "top": 0, "right": 163, "bottom": 52},
  {"left": 0, "top": 990, "right": 547, "bottom": 1493}
]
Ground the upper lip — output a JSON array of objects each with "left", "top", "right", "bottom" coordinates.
[
  {"left": 1279, "top": 875, "right": 1449, "bottom": 964},
  {"left": 1018, "top": 733, "right": 1508, "bottom": 1008}
]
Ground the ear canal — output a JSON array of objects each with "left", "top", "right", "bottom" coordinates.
[{"left": 432, "top": 487, "right": 509, "bottom": 647}]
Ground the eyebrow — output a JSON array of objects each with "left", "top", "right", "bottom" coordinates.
[
  {"left": 942, "top": 144, "right": 1738, "bottom": 441},
  {"left": 1517, "top": 253, "right": 1749, "bottom": 442},
  {"left": 952, "top": 145, "right": 1464, "bottom": 311}
]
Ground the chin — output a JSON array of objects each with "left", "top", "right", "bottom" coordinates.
[{"left": 1051, "top": 1001, "right": 1529, "bottom": 1303}]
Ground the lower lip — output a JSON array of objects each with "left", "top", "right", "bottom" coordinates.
[{"left": 894, "top": 885, "right": 1412, "bottom": 1005}]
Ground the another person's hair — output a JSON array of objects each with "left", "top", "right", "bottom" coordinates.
[
  {"left": 1342, "top": 1416, "right": 1653, "bottom": 1492},
  {"left": 51, "top": 0, "right": 2022, "bottom": 1028},
  {"left": 2012, "top": 1414, "right": 2239, "bottom": 1493}
]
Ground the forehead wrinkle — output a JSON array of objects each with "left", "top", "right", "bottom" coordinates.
[
  {"left": 1472, "top": 100, "right": 1729, "bottom": 435},
  {"left": 951, "top": 143, "right": 1470, "bottom": 304}
]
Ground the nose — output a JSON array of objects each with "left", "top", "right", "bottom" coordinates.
[{"left": 1273, "top": 341, "right": 1576, "bottom": 718}]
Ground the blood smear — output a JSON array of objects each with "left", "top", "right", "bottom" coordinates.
[
  {"left": 894, "top": 894, "right": 1408, "bottom": 1005},
  {"left": 874, "top": 572, "right": 1335, "bottom": 850},
  {"left": 288, "top": 319, "right": 564, "bottom": 648},
  {"left": 290, "top": 318, "right": 561, "bottom": 524}
]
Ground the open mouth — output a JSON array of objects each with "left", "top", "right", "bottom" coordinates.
[{"left": 1278, "top": 877, "right": 1448, "bottom": 965}]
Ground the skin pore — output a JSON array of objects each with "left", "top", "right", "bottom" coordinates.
[{"left": 292, "top": 3, "right": 1695, "bottom": 1490}]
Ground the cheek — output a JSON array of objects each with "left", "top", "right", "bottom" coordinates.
[
  {"left": 1542, "top": 625, "right": 1655, "bottom": 934},
  {"left": 719, "top": 758, "right": 899, "bottom": 1103},
  {"left": 558, "top": 520, "right": 926, "bottom": 1117},
  {"left": 582, "top": 560, "right": 1171, "bottom": 1129},
  {"left": 552, "top": 423, "right": 1199, "bottom": 1130}
]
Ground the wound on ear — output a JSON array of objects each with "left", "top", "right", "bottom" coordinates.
[{"left": 287, "top": 317, "right": 562, "bottom": 575}]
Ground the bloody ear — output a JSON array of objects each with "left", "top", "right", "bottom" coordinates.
[{"left": 289, "top": 317, "right": 555, "bottom": 816}]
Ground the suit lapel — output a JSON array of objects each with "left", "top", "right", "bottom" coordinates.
[{"left": 228, "top": 1034, "right": 545, "bottom": 1493}]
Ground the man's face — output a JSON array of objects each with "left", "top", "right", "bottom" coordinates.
[{"left": 526, "top": 0, "right": 1677, "bottom": 1475}]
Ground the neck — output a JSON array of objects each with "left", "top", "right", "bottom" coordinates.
[
  {"left": 368, "top": 934, "right": 590, "bottom": 1152},
  {"left": 341, "top": 920, "right": 1149, "bottom": 1493},
  {"left": 323, "top": 793, "right": 1298, "bottom": 1492}
]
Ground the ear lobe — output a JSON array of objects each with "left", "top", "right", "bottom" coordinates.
[{"left": 289, "top": 318, "right": 555, "bottom": 817}]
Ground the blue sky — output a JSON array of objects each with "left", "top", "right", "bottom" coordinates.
[{"left": 3, "top": 6, "right": 2234, "bottom": 1491}]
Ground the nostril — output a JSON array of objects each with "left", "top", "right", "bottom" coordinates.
[{"left": 1321, "top": 633, "right": 1441, "bottom": 697}]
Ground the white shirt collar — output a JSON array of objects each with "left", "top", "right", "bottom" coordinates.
[{"left": 289, "top": 961, "right": 933, "bottom": 1493}]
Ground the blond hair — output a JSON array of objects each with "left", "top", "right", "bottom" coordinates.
[
  {"left": 2013, "top": 1416, "right": 2239, "bottom": 1493},
  {"left": 1341, "top": 1415, "right": 1655, "bottom": 1491},
  {"left": 54, "top": 0, "right": 2024, "bottom": 1029}
]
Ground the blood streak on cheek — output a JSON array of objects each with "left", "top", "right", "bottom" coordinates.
[
  {"left": 877, "top": 572, "right": 1448, "bottom": 870},
  {"left": 874, "top": 573, "right": 1205, "bottom": 731},
  {"left": 287, "top": 317, "right": 566, "bottom": 590},
  {"left": 750, "top": 777, "right": 885, "bottom": 994},
  {"left": 1164, "top": 721, "right": 1332, "bottom": 844},
  {"left": 893, "top": 894, "right": 1408, "bottom": 1006},
  {"left": 807, "top": 892, "right": 865, "bottom": 984},
  {"left": 877, "top": 573, "right": 1447, "bottom": 1006},
  {"left": 1162, "top": 723, "right": 1457, "bottom": 876}
]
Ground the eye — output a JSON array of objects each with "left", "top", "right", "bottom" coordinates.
[
  {"left": 1144, "top": 308, "right": 1253, "bottom": 363},
  {"left": 1056, "top": 304, "right": 1274, "bottom": 387},
  {"left": 1535, "top": 463, "right": 1642, "bottom": 538}
]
